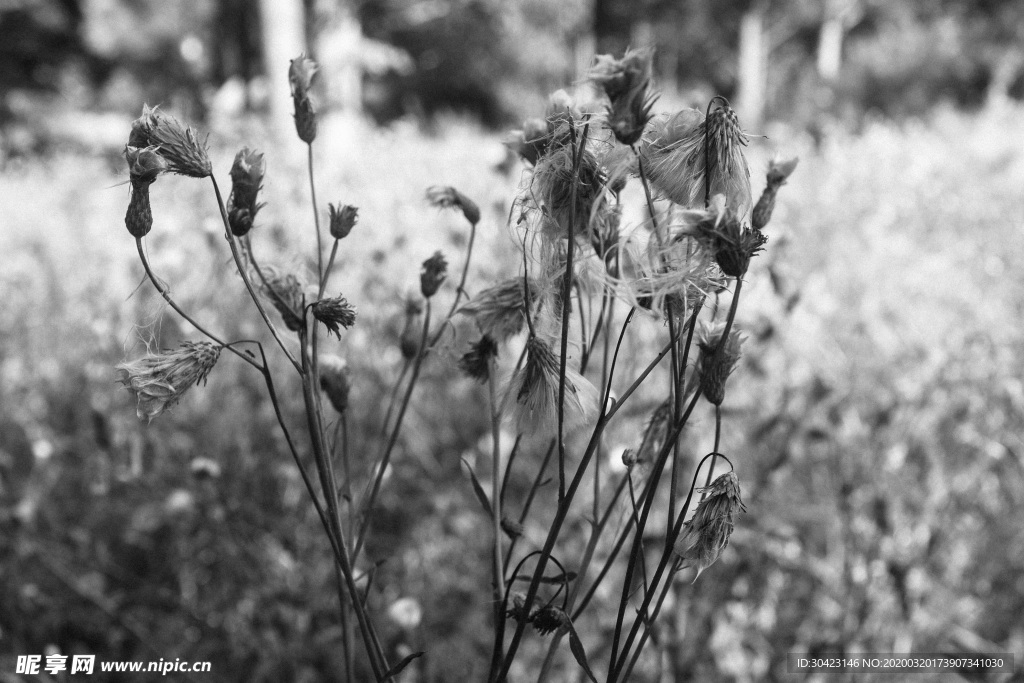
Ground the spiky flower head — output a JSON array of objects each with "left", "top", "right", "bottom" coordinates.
[
  {"left": 684, "top": 195, "right": 766, "bottom": 277},
  {"left": 312, "top": 296, "right": 357, "bottom": 338},
  {"left": 289, "top": 53, "right": 319, "bottom": 143},
  {"left": 124, "top": 145, "right": 168, "bottom": 183},
  {"left": 426, "top": 186, "right": 481, "bottom": 225},
  {"left": 531, "top": 606, "right": 569, "bottom": 636},
  {"left": 674, "top": 470, "right": 746, "bottom": 581},
  {"left": 420, "top": 251, "right": 448, "bottom": 298},
  {"left": 751, "top": 156, "right": 799, "bottom": 231},
  {"left": 328, "top": 203, "right": 359, "bottom": 240},
  {"left": 507, "top": 336, "right": 599, "bottom": 435},
  {"left": 261, "top": 266, "right": 305, "bottom": 332},
  {"left": 227, "top": 147, "right": 266, "bottom": 236},
  {"left": 696, "top": 322, "right": 744, "bottom": 406},
  {"left": 457, "top": 277, "right": 539, "bottom": 342},
  {"left": 116, "top": 341, "right": 221, "bottom": 421},
  {"left": 590, "top": 48, "right": 657, "bottom": 146},
  {"left": 128, "top": 105, "right": 211, "bottom": 178},
  {"left": 319, "top": 355, "right": 350, "bottom": 414},
  {"left": 459, "top": 334, "right": 498, "bottom": 383},
  {"left": 640, "top": 103, "right": 751, "bottom": 215}
]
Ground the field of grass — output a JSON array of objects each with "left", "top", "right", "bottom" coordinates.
[{"left": 1, "top": 102, "right": 1023, "bottom": 681}]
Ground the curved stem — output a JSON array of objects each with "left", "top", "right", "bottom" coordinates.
[
  {"left": 429, "top": 218, "right": 477, "bottom": 349},
  {"left": 134, "top": 238, "right": 260, "bottom": 370}
]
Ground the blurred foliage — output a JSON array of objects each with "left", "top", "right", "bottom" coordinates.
[{"left": 1, "top": 97, "right": 1023, "bottom": 680}]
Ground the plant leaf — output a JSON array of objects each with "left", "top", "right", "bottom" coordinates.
[
  {"left": 380, "top": 650, "right": 424, "bottom": 680},
  {"left": 461, "top": 457, "right": 492, "bottom": 518},
  {"left": 567, "top": 619, "right": 598, "bottom": 683}
]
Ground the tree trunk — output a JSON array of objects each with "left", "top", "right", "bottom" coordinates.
[
  {"left": 259, "top": 0, "right": 306, "bottom": 143},
  {"left": 816, "top": 17, "right": 844, "bottom": 81},
  {"left": 736, "top": 3, "right": 766, "bottom": 130}
]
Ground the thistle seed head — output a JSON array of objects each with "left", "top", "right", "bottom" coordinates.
[
  {"left": 426, "top": 185, "right": 481, "bottom": 225},
  {"left": 319, "top": 355, "right": 351, "bottom": 414},
  {"left": 124, "top": 145, "right": 168, "bottom": 183},
  {"left": 228, "top": 147, "right": 266, "bottom": 236},
  {"left": 532, "top": 143, "right": 606, "bottom": 239},
  {"left": 674, "top": 470, "right": 746, "bottom": 581},
  {"left": 590, "top": 48, "right": 658, "bottom": 146},
  {"left": 129, "top": 105, "right": 211, "bottom": 178},
  {"left": 312, "top": 296, "right": 357, "bottom": 338},
  {"left": 328, "top": 203, "right": 359, "bottom": 240},
  {"left": 684, "top": 195, "right": 766, "bottom": 277},
  {"left": 458, "top": 334, "right": 498, "bottom": 383},
  {"left": 696, "top": 322, "right": 744, "bottom": 406},
  {"left": 116, "top": 341, "right": 221, "bottom": 421},
  {"left": 457, "top": 277, "right": 539, "bottom": 342},
  {"left": 289, "top": 54, "right": 319, "bottom": 143},
  {"left": 420, "top": 251, "right": 448, "bottom": 298},
  {"left": 507, "top": 336, "right": 599, "bottom": 435}
]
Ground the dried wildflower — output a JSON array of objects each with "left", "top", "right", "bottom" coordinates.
[
  {"left": 590, "top": 48, "right": 657, "bottom": 145},
  {"left": 531, "top": 606, "right": 569, "bottom": 636},
  {"left": 590, "top": 201, "right": 621, "bottom": 265},
  {"left": 636, "top": 398, "right": 673, "bottom": 465},
  {"left": 125, "top": 178, "right": 154, "bottom": 238},
  {"left": 507, "top": 336, "right": 599, "bottom": 434},
  {"left": 751, "top": 157, "right": 799, "bottom": 231},
  {"left": 500, "top": 514, "right": 523, "bottom": 540},
  {"left": 116, "top": 341, "right": 221, "bottom": 421},
  {"left": 457, "top": 277, "right": 539, "bottom": 342},
  {"left": 459, "top": 335, "right": 498, "bottom": 383},
  {"left": 618, "top": 230, "right": 719, "bottom": 318},
  {"left": 640, "top": 104, "right": 751, "bottom": 214},
  {"left": 420, "top": 251, "right": 448, "bottom": 298},
  {"left": 124, "top": 145, "right": 168, "bottom": 183},
  {"left": 319, "top": 355, "right": 350, "bottom": 414},
  {"left": 261, "top": 266, "right": 305, "bottom": 332},
  {"left": 505, "top": 117, "right": 549, "bottom": 165},
  {"left": 674, "top": 470, "right": 746, "bottom": 581},
  {"left": 696, "top": 322, "right": 744, "bottom": 406},
  {"left": 129, "top": 105, "right": 211, "bottom": 178},
  {"left": 328, "top": 203, "right": 359, "bottom": 240},
  {"left": 532, "top": 144, "right": 606, "bottom": 239},
  {"left": 506, "top": 593, "right": 530, "bottom": 624},
  {"left": 312, "top": 296, "right": 357, "bottom": 338},
  {"left": 426, "top": 186, "right": 481, "bottom": 225},
  {"left": 400, "top": 297, "right": 422, "bottom": 359},
  {"left": 289, "top": 53, "right": 319, "bottom": 143},
  {"left": 684, "top": 195, "right": 766, "bottom": 277},
  {"left": 227, "top": 147, "right": 265, "bottom": 237}
]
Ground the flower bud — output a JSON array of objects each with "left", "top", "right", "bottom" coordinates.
[
  {"left": 426, "top": 186, "right": 481, "bottom": 225},
  {"left": 128, "top": 105, "right": 211, "bottom": 178},
  {"left": 420, "top": 251, "right": 448, "bottom": 298},
  {"left": 125, "top": 179, "right": 153, "bottom": 237},
  {"left": 696, "top": 323, "right": 743, "bottom": 406},
  {"left": 124, "top": 145, "right": 168, "bottom": 183},
  {"left": 289, "top": 54, "right": 319, "bottom": 144},
  {"left": 228, "top": 147, "right": 266, "bottom": 236},
  {"left": 312, "top": 296, "right": 357, "bottom": 338},
  {"left": 674, "top": 469, "right": 745, "bottom": 581},
  {"left": 328, "top": 203, "right": 359, "bottom": 239},
  {"left": 458, "top": 335, "right": 498, "bottom": 383},
  {"left": 319, "top": 355, "right": 350, "bottom": 414}
]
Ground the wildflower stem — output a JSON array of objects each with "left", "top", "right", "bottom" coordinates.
[
  {"left": 498, "top": 434, "right": 523, "bottom": 510},
  {"left": 209, "top": 176, "right": 302, "bottom": 374},
  {"left": 319, "top": 238, "right": 340, "bottom": 299},
  {"left": 503, "top": 439, "right": 554, "bottom": 575},
  {"left": 308, "top": 144, "right": 324, "bottom": 283},
  {"left": 429, "top": 218, "right": 477, "bottom": 349},
  {"left": 133, "top": 238, "right": 260, "bottom": 370},
  {"left": 487, "top": 361, "right": 505, "bottom": 631},
  {"left": 636, "top": 153, "right": 661, "bottom": 238},
  {"left": 353, "top": 300, "right": 432, "bottom": 563}
]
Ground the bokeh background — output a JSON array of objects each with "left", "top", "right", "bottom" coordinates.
[{"left": 2, "top": 1, "right": 1024, "bottom": 681}]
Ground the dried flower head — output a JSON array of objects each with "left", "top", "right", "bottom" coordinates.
[
  {"left": 420, "top": 251, "right": 448, "bottom": 298},
  {"left": 505, "top": 117, "right": 550, "bottom": 165},
  {"left": 531, "top": 606, "right": 569, "bottom": 636},
  {"left": 684, "top": 195, "right": 766, "bottom": 277},
  {"left": 312, "top": 296, "right": 357, "bottom": 338},
  {"left": 129, "top": 105, "right": 211, "bottom": 178},
  {"left": 459, "top": 335, "right": 498, "bottom": 383},
  {"left": 636, "top": 398, "right": 673, "bottom": 466},
  {"left": 640, "top": 104, "right": 751, "bottom": 214},
  {"left": 227, "top": 147, "right": 266, "bottom": 237},
  {"left": 506, "top": 593, "right": 530, "bottom": 624},
  {"left": 590, "top": 48, "right": 658, "bottom": 145},
  {"left": 319, "top": 355, "right": 350, "bottom": 414},
  {"left": 400, "top": 296, "right": 423, "bottom": 359},
  {"left": 426, "top": 186, "right": 481, "bottom": 225},
  {"left": 261, "top": 266, "right": 305, "bottom": 332},
  {"left": 507, "top": 336, "right": 599, "bottom": 434},
  {"left": 457, "top": 277, "right": 539, "bottom": 342},
  {"left": 696, "top": 322, "right": 744, "bottom": 406},
  {"left": 116, "top": 341, "right": 221, "bottom": 421},
  {"left": 751, "top": 156, "right": 799, "bottom": 231},
  {"left": 618, "top": 230, "right": 719, "bottom": 318},
  {"left": 674, "top": 470, "right": 746, "bottom": 581},
  {"left": 328, "top": 203, "right": 359, "bottom": 240},
  {"left": 532, "top": 143, "right": 606, "bottom": 239},
  {"left": 124, "top": 145, "right": 168, "bottom": 183},
  {"left": 289, "top": 53, "right": 319, "bottom": 143},
  {"left": 125, "top": 178, "right": 154, "bottom": 238}
]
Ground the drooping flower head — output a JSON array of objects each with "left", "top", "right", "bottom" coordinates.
[
  {"left": 506, "top": 336, "right": 599, "bottom": 434},
  {"left": 117, "top": 341, "right": 221, "bottom": 421},
  {"left": 589, "top": 48, "right": 658, "bottom": 146},
  {"left": 312, "top": 296, "right": 357, "bottom": 338},
  {"left": 674, "top": 469, "right": 746, "bottom": 581},
  {"left": 289, "top": 53, "right": 319, "bottom": 143},
  {"left": 319, "top": 355, "right": 350, "bottom": 414},
  {"left": 458, "top": 334, "right": 499, "bottom": 383},
  {"left": 457, "top": 277, "right": 540, "bottom": 342},
  {"left": 695, "top": 321, "right": 744, "bottom": 406},
  {"left": 128, "top": 105, "right": 211, "bottom": 178},
  {"left": 426, "top": 186, "right": 481, "bottom": 225},
  {"left": 328, "top": 203, "right": 359, "bottom": 239},
  {"left": 122, "top": 145, "right": 167, "bottom": 238},
  {"left": 420, "top": 251, "right": 448, "bottom": 298},
  {"left": 227, "top": 147, "right": 266, "bottom": 236},
  {"left": 640, "top": 101, "right": 751, "bottom": 215},
  {"left": 683, "top": 194, "right": 766, "bottom": 277},
  {"left": 751, "top": 156, "right": 799, "bottom": 231}
]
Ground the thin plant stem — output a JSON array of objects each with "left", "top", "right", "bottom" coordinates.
[
  {"left": 487, "top": 361, "right": 505, "bottom": 626},
  {"left": 308, "top": 144, "right": 324, "bottom": 282},
  {"left": 498, "top": 434, "right": 524, "bottom": 509},
  {"left": 428, "top": 218, "right": 477, "bottom": 349},
  {"left": 319, "top": 237, "right": 340, "bottom": 299}
]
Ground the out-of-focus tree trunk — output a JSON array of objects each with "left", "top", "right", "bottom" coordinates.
[
  {"left": 315, "top": 0, "right": 363, "bottom": 116},
  {"left": 817, "top": 0, "right": 862, "bottom": 81},
  {"left": 259, "top": 0, "right": 306, "bottom": 143},
  {"left": 594, "top": 0, "right": 629, "bottom": 57},
  {"left": 736, "top": 2, "right": 766, "bottom": 130}
]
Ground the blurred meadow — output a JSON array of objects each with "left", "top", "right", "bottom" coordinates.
[{"left": 3, "top": 1, "right": 1024, "bottom": 682}]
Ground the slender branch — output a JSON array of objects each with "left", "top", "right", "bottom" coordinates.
[
  {"left": 308, "top": 144, "right": 324, "bottom": 282},
  {"left": 429, "top": 218, "right": 477, "bottom": 349}
]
